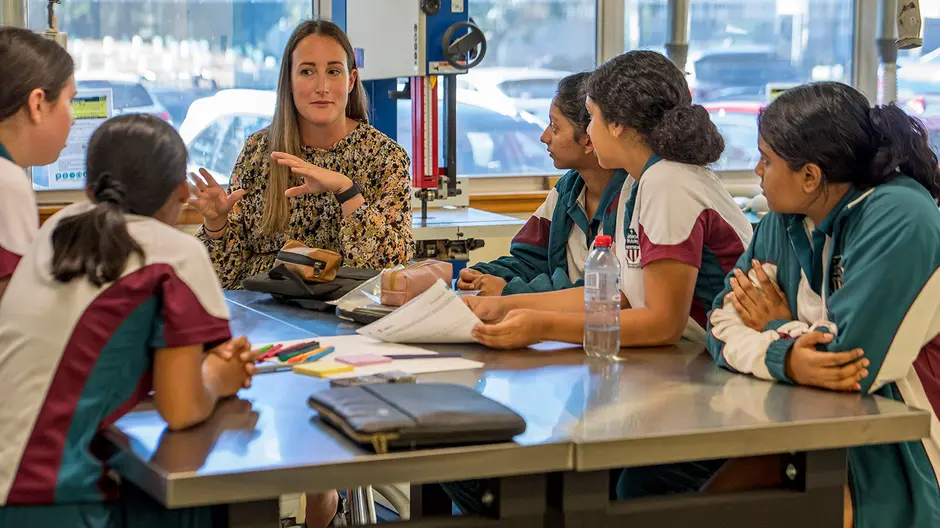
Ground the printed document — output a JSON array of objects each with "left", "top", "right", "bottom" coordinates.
[{"left": 357, "top": 280, "right": 481, "bottom": 344}]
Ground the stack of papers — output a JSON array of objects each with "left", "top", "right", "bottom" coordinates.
[{"left": 357, "top": 280, "right": 482, "bottom": 344}]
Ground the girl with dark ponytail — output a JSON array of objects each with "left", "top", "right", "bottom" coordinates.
[
  {"left": 0, "top": 26, "right": 76, "bottom": 301},
  {"left": 707, "top": 82, "right": 940, "bottom": 528},
  {"left": 0, "top": 114, "right": 261, "bottom": 527},
  {"left": 466, "top": 51, "right": 752, "bottom": 352},
  {"left": 49, "top": 114, "right": 187, "bottom": 286}
]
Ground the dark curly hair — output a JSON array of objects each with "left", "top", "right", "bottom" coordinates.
[
  {"left": 584, "top": 50, "right": 724, "bottom": 166},
  {"left": 759, "top": 82, "right": 940, "bottom": 201}
]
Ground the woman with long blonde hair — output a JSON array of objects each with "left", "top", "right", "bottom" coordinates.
[{"left": 190, "top": 20, "right": 414, "bottom": 290}]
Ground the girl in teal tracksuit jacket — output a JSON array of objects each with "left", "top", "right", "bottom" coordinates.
[
  {"left": 707, "top": 82, "right": 940, "bottom": 528},
  {"left": 457, "top": 72, "right": 627, "bottom": 296}
]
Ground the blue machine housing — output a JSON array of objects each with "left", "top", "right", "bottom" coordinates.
[{"left": 330, "top": 0, "right": 471, "bottom": 140}]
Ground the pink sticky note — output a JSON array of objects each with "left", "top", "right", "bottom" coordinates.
[{"left": 336, "top": 354, "right": 394, "bottom": 367}]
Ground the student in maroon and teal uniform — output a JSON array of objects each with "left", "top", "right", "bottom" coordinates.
[
  {"left": 707, "top": 82, "right": 940, "bottom": 528},
  {"left": 0, "top": 27, "right": 76, "bottom": 302},
  {"left": 456, "top": 72, "right": 628, "bottom": 296},
  {"left": 0, "top": 114, "right": 258, "bottom": 527}
]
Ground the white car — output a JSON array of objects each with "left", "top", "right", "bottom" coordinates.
[
  {"left": 180, "top": 89, "right": 277, "bottom": 185},
  {"left": 457, "top": 67, "right": 571, "bottom": 120}
]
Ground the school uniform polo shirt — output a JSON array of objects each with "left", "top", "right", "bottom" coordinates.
[
  {"left": 0, "top": 142, "right": 37, "bottom": 279},
  {"left": 615, "top": 156, "right": 753, "bottom": 343},
  {"left": 0, "top": 202, "right": 231, "bottom": 506}
]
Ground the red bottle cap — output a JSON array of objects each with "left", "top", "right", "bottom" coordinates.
[{"left": 594, "top": 235, "right": 612, "bottom": 248}]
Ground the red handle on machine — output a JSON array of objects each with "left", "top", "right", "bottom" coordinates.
[{"left": 411, "top": 76, "right": 440, "bottom": 190}]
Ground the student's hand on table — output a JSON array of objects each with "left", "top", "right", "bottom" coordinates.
[
  {"left": 205, "top": 337, "right": 259, "bottom": 392},
  {"left": 784, "top": 332, "right": 869, "bottom": 391},
  {"left": 188, "top": 168, "right": 245, "bottom": 228},
  {"left": 729, "top": 260, "right": 792, "bottom": 331},
  {"left": 207, "top": 336, "right": 253, "bottom": 361},
  {"left": 472, "top": 309, "right": 544, "bottom": 349},
  {"left": 457, "top": 268, "right": 483, "bottom": 290},
  {"left": 476, "top": 276, "right": 507, "bottom": 297},
  {"left": 272, "top": 152, "right": 354, "bottom": 197},
  {"left": 464, "top": 295, "right": 509, "bottom": 322},
  {"left": 457, "top": 269, "right": 506, "bottom": 297}
]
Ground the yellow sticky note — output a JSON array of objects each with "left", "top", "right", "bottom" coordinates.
[{"left": 292, "top": 361, "right": 354, "bottom": 378}]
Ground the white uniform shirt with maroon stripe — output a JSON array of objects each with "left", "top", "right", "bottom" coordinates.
[
  {"left": 615, "top": 158, "right": 752, "bottom": 343},
  {"left": 0, "top": 156, "right": 37, "bottom": 279},
  {"left": 0, "top": 202, "right": 231, "bottom": 505}
]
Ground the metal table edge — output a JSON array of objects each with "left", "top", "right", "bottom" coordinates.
[
  {"left": 572, "top": 408, "right": 931, "bottom": 472},
  {"left": 144, "top": 441, "right": 573, "bottom": 508}
]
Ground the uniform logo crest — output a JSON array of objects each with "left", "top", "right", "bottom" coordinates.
[{"left": 625, "top": 228, "right": 641, "bottom": 268}]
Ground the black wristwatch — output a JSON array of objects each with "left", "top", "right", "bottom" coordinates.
[{"left": 335, "top": 181, "right": 363, "bottom": 204}]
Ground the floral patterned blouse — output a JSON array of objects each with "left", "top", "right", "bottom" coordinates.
[{"left": 196, "top": 124, "right": 414, "bottom": 290}]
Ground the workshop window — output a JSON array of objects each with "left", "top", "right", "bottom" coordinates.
[
  {"left": 26, "top": 0, "right": 312, "bottom": 191},
  {"left": 685, "top": 0, "right": 856, "bottom": 173}
]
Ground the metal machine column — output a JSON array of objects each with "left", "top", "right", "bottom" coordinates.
[
  {"left": 666, "top": 0, "right": 691, "bottom": 72},
  {"left": 879, "top": 0, "right": 900, "bottom": 103},
  {"left": 854, "top": 0, "right": 882, "bottom": 104}
]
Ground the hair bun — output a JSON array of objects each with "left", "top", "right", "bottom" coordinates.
[
  {"left": 93, "top": 171, "right": 128, "bottom": 209},
  {"left": 648, "top": 104, "right": 724, "bottom": 165},
  {"left": 657, "top": 105, "right": 699, "bottom": 129},
  {"left": 664, "top": 104, "right": 694, "bottom": 118}
]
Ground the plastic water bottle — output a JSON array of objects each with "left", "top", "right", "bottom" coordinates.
[{"left": 584, "top": 235, "right": 622, "bottom": 360}]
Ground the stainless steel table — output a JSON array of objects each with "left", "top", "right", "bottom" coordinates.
[
  {"left": 555, "top": 351, "right": 929, "bottom": 527},
  {"left": 108, "top": 294, "right": 576, "bottom": 527},
  {"left": 106, "top": 292, "right": 932, "bottom": 528},
  {"left": 108, "top": 366, "right": 574, "bottom": 506},
  {"left": 225, "top": 289, "right": 358, "bottom": 338}
]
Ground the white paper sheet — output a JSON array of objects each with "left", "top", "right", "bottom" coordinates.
[
  {"left": 256, "top": 334, "right": 483, "bottom": 377},
  {"left": 356, "top": 280, "right": 482, "bottom": 344}
]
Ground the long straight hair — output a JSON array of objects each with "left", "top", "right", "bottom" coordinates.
[{"left": 262, "top": 20, "right": 370, "bottom": 234}]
